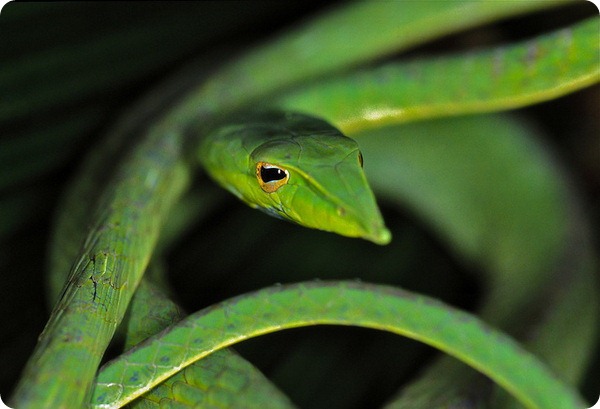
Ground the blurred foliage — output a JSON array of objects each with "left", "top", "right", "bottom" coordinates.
[{"left": 0, "top": 2, "right": 598, "bottom": 408}]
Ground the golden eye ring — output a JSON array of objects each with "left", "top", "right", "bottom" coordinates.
[{"left": 256, "top": 162, "right": 289, "bottom": 193}]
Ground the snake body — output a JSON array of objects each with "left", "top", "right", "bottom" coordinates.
[{"left": 9, "top": 2, "right": 598, "bottom": 408}]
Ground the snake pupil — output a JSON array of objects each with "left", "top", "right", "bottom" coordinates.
[
  {"left": 261, "top": 166, "right": 286, "bottom": 182},
  {"left": 256, "top": 162, "right": 289, "bottom": 192}
]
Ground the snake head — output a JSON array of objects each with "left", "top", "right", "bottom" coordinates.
[{"left": 199, "top": 112, "right": 391, "bottom": 245}]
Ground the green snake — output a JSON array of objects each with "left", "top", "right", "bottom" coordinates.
[
  {"left": 198, "top": 112, "right": 390, "bottom": 245},
  {"left": 9, "top": 2, "right": 599, "bottom": 408}
]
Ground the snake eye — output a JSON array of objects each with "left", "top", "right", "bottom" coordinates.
[
  {"left": 256, "top": 162, "right": 289, "bottom": 193},
  {"left": 358, "top": 151, "right": 364, "bottom": 168}
]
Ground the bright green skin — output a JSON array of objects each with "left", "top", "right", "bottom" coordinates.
[
  {"left": 199, "top": 112, "right": 391, "bottom": 245},
  {"left": 93, "top": 282, "right": 585, "bottom": 409},
  {"left": 9, "top": 2, "right": 599, "bottom": 409}
]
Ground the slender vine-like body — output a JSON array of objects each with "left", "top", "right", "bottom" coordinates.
[{"left": 9, "top": 2, "right": 598, "bottom": 408}]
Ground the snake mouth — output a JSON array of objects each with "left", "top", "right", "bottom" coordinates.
[{"left": 365, "top": 225, "right": 392, "bottom": 245}]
